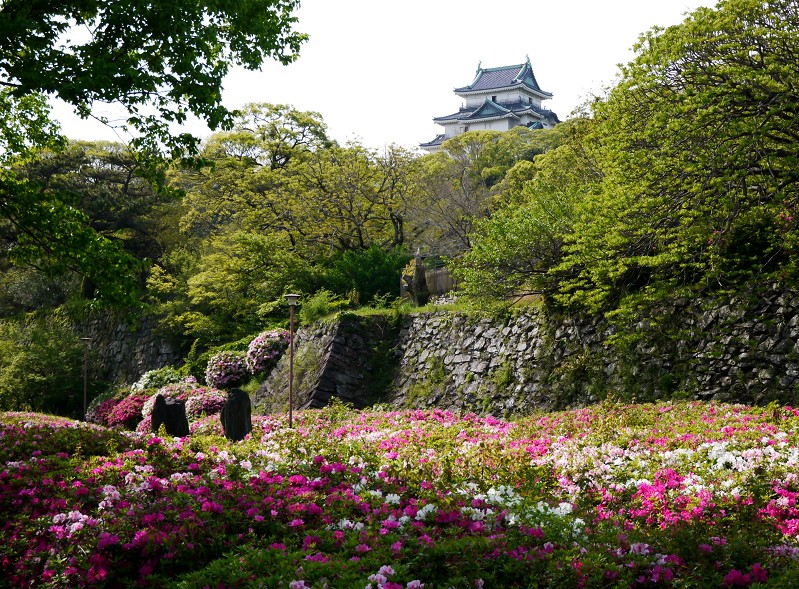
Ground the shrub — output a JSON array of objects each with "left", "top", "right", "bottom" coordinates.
[
  {"left": 85, "top": 388, "right": 126, "bottom": 426},
  {"left": 131, "top": 366, "right": 184, "bottom": 391},
  {"left": 135, "top": 417, "right": 153, "bottom": 435},
  {"left": 141, "top": 379, "right": 197, "bottom": 418},
  {"left": 205, "top": 351, "right": 248, "bottom": 388},
  {"left": 246, "top": 329, "right": 290, "bottom": 374},
  {"left": 185, "top": 387, "right": 227, "bottom": 419},
  {"left": 106, "top": 388, "right": 152, "bottom": 429},
  {"left": 299, "top": 289, "right": 350, "bottom": 324},
  {"left": 182, "top": 335, "right": 256, "bottom": 383},
  {"left": 325, "top": 245, "right": 410, "bottom": 303}
]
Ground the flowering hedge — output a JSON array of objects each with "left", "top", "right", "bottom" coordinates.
[
  {"left": 85, "top": 389, "right": 127, "bottom": 426},
  {"left": 205, "top": 351, "right": 249, "bottom": 388},
  {"left": 4, "top": 402, "right": 799, "bottom": 587},
  {"left": 246, "top": 329, "right": 290, "bottom": 374}
]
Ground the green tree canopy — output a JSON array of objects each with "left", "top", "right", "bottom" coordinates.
[
  {"left": 288, "top": 142, "right": 415, "bottom": 254},
  {"left": 409, "top": 127, "right": 552, "bottom": 256},
  {"left": 559, "top": 0, "right": 799, "bottom": 316},
  {"left": 454, "top": 119, "right": 601, "bottom": 301},
  {"left": 0, "top": 3, "right": 306, "bottom": 309},
  {"left": 0, "top": 0, "right": 306, "bottom": 153},
  {"left": 175, "top": 103, "right": 330, "bottom": 241}
]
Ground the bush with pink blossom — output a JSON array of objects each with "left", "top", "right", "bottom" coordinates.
[
  {"left": 205, "top": 351, "right": 249, "bottom": 388},
  {"left": 185, "top": 387, "right": 227, "bottom": 419},
  {"left": 9, "top": 402, "right": 799, "bottom": 586},
  {"left": 85, "top": 389, "right": 128, "bottom": 426},
  {"left": 105, "top": 388, "right": 152, "bottom": 429},
  {"left": 246, "top": 329, "right": 290, "bottom": 374},
  {"left": 141, "top": 380, "right": 197, "bottom": 419}
]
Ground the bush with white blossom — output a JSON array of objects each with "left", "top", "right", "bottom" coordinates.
[{"left": 141, "top": 380, "right": 197, "bottom": 419}]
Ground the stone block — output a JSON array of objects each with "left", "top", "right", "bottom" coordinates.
[
  {"left": 220, "top": 388, "right": 252, "bottom": 442},
  {"left": 151, "top": 394, "right": 190, "bottom": 437}
]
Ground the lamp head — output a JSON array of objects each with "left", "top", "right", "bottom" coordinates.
[{"left": 285, "top": 293, "right": 300, "bottom": 307}]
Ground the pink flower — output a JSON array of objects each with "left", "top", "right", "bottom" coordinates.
[
  {"left": 723, "top": 569, "right": 751, "bottom": 586},
  {"left": 751, "top": 563, "right": 767, "bottom": 583}
]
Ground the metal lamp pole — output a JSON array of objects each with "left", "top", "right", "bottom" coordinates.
[
  {"left": 81, "top": 337, "right": 91, "bottom": 420},
  {"left": 285, "top": 294, "right": 300, "bottom": 428}
]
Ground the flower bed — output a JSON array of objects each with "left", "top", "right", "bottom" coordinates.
[{"left": 3, "top": 401, "right": 799, "bottom": 587}]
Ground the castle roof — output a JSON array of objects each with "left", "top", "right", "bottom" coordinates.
[
  {"left": 419, "top": 134, "right": 447, "bottom": 149},
  {"left": 433, "top": 98, "right": 559, "bottom": 125},
  {"left": 454, "top": 57, "right": 552, "bottom": 98}
]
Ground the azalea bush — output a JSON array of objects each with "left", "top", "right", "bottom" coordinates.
[
  {"left": 246, "top": 329, "right": 290, "bottom": 374},
  {"left": 4, "top": 401, "right": 799, "bottom": 587},
  {"left": 205, "top": 351, "right": 249, "bottom": 388},
  {"left": 140, "top": 380, "right": 199, "bottom": 419},
  {"left": 104, "top": 388, "right": 153, "bottom": 429},
  {"left": 185, "top": 387, "right": 228, "bottom": 419},
  {"left": 85, "top": 388, "right": 127, "bottom": 426},
  {"left": 130, "top": 366, "right": 185, "bottom": 392}
]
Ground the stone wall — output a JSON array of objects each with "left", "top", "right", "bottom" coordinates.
[
  {"left": 83, "top": 315, "right": 185, "bottom": 385},
  {"left": 250, "top": 285, "right": 799, "bottom": 416},
  {"left": 252, "top": 315, "right": 399, "bottom": 415}
]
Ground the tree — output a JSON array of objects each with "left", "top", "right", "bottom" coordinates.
[
  {"left": 0, "top": 2, "right": 306, "bottom": 309},
  {"left": 454, "top": 119, "right": 601, "bottom": 302},
  {"left": 559, "top": 0, "right": 799, "bottom": 316},
  {"left": 16, "top": 140, "right": 175, "bottom": 260},
  {"left": 0, "top": 0, "right": 306, "bottom": 153},
  {"left": 409, "top": 127, "right": 549, "bottom": 256},
  {"left": 175, "top": 103, "right": 330, "bottom": 241},
  {"left": 0, "top": 314, "right": 93, "bottom": 416},
  {"left": 288, "top": 142, "right": 415, "bottom": 254}
]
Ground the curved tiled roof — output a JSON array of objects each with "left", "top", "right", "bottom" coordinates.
[
  {"left": 433, "top": 99, "right": 558, "bottom": 124},
  {"left": 454, "top": 58, "right": 551, "bottom": 97},
  {"left": 420, "top": 134, "right": 446, "bottom": 148}
]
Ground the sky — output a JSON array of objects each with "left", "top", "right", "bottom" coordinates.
[{"left": 51, "top": 0, "right": 717, "bottom": 152}]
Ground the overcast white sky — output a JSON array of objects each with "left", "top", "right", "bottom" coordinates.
[{"left": 52, "top": 0, "right": 716, "bottom": 151}]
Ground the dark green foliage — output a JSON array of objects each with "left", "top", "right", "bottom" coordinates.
[
  {"left": 0, "top": 314, "right": 101, "bottom": 417},
  {"left": 325, "top": 245, "right": 411, "bottom": 304}
]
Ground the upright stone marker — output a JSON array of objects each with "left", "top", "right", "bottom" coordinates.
[
  {"left": 221, "top": 388, "right": 252, "bottom": 442},
  {"left": 151, "top": 394, "right": 190, "bottom": 437}
]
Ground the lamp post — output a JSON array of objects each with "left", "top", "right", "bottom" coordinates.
[
  {"left": 285, "top": 294, "right": 300, "bottom": 428},
  {"left": 81, "top": 337, "right": 91, "bottom": 420}
]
